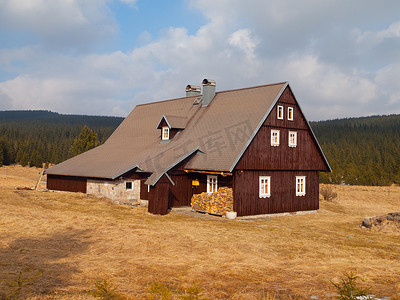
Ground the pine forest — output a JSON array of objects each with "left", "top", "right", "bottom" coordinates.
[
  {"left": 311, "top": 115, "right": 400, "bottom": 186},
  {"left": 0, "top": 111, "right": 123, "bottom": 168}
]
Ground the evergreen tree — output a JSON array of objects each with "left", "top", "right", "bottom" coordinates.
[
  {"left": 68, "top": 125, "right": 100, "bottom": 158},
  {"left": 0, "top": 111, "right": 121, "bottom": 166},
  {"left": 20, "top": 152, "right": 29, "bottom": 167},
  {"left": 30, "top": 150, "right": 43, "bottom": 168},
  {"left": 0, "top": 145, "right": 3, "bottom": 167}
]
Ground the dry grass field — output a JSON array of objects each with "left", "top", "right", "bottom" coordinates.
[{"left": 0, "top": 165, "right": 399, "bottom": 299}]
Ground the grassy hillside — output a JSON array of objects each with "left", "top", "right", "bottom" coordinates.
[
  {"left": 311, "top": 114, "right": 400, "bottom": 186},
  {"left": 0, "top": 165, "right": 399, "bottom": 299},
  {"left": 0, "top": 110, "right": 123, "bottom": 167}
]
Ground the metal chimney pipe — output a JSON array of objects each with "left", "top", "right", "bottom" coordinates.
[{"left": 185, "top": 84, "right": 201, "bottom": 97}]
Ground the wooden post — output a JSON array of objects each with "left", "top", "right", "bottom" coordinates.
[{"left": 35, "top": 168, "right": 45, "bottom": 191}]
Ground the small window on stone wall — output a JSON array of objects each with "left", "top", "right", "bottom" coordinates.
[{"left": 126, "top": 181, "right": 132, "bottom": 190}]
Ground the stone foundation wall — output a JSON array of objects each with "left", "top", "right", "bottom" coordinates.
[{"left": 87, "top": 179, "right": 140, "bottom": 205}]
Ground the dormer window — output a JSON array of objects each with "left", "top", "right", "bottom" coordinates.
[
  {"left": 157, "top": 114, "right": 187, "bottom": 142},
  {"left": 162, "top": 126, "right": 169, "bottom": 140}
]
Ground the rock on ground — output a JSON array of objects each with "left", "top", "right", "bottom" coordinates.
[{"left": 361, "top": 212, "right": 400, "bottom": 232}]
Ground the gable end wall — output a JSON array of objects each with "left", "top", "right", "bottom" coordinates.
[{"left": 235, "top": 86, "right": 328, "bottom": 171}]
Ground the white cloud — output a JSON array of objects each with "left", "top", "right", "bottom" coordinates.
[
  {"left": 118, "top": 0, "right": 138, "bottom": 6},
  {"left": 228, "top": 29, "right": 259, "bottom": 61},
  {"left": 1, "top": 0, "right": 400, "bottom": 120},
  {"left": 0, "top": 0, "right": 116, "bottom": 51},
  {"left": 356, "top": 20, "right": 400, "bottom": 44},
  {"left": 278, "top": 55, "right": 380, "bottom": 119},
  {"left": 375, "top": 63, "right": 400, "bottom": 106}
]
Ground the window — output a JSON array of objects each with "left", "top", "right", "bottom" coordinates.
[
  {"left": 162, "top": 126, "right": 169, "bottom": 140},
  {"left": 126, "top": 181, "right": 132, "bottom": 190},
  {"left": 296, "top": 176, "right": 306, "bottom": 196},
  {"left": 288, "top": 107, "right": 293, "bottom": 121},
  {"left": 277, "top": 105, "right": 284, "bottom": 119},
  {"left": 289, "top": 131, "right": 297, "bottom": 147},
  {"left": 271, "top": 129, "right": 280, "bottom": 146},
  {"left": 207, "top": 175, "right": 218, "bottom": 194},
  {"left": 259, "top": 176, "right": 271, "bottom": 198}
]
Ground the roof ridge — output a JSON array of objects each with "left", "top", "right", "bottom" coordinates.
[
  {"left": 216, "top": 81, "right": 288, "bottom": 95},
  {"left": 136, "top": 95, "right": 198, "bottom": 107},
  {"left": 164, "top": 114, "right": 187, "bottom": 119},
  {"left": 136, "top": 81, "right": 288, "bottom": 107}
]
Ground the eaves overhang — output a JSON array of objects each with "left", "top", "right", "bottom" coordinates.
[
  {"left": 111, "top": 165, "right": 143, "bottom": 180},
  {"left": 145, "top": 147, "right": 202, "bottom": 186}
]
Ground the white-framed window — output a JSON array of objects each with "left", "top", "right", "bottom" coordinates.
[
  {"left": 289, "top": 131, "right": 297, "bottom": 147},
  {"left": 259, "top": 176, "right": 271, "bottom": 198},
  {"left": 271, "top": 129, "right": 280, "bottom": 146},
  {"left": 126, "top": 181, "right": 132, "bottom": 190},
  {"left": 207, "top": 175, "right": 218, "bottom": 194},
  {"left": 277, "top": 105, "right": 284, "bottom": 119},
  {"left": 288, "top": 107, "right": 293, "bottom": 121},
  {"left": 162, "top": 126, "right": 169, "bottom": 140},
  {"left": 296, "top": 176, "right": 306, "bottom": 196}
]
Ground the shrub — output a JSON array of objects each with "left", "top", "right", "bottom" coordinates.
[
  {"left": 90, "top": 279, "right": 125, "bottom": 300},
  {"left": 320, "top": 185, "right": 337, "bottom": 202},
  {"left": 331, "top": 272, "right": 371, "bottom": 300},
  {"left": 146, "top": 282, "right": 174, "bottom": 300},
  {"left": 1, "top": 269, "right": 39, "bottom": 299},
  {"left": 146, "top": 281, "right": 206, "bottom": 300},
  {"left": 180, "top": 281, "right": 205, "bottom": 300}
]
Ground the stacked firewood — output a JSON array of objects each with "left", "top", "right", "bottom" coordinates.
[{"left": 191, "top": 187, "right": 233, "bottom": 216}]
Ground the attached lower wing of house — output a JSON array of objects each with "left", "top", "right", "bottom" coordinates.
[{"left": 46, "top": 79, "right": 331, "bottom": 216}]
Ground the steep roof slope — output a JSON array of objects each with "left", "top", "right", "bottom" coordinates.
[
  {"left": 46, "top": 93, "right": 201, "bottom": 179},
  {"left": 48, "top": 82, "right": 325, "bottom": 184}
]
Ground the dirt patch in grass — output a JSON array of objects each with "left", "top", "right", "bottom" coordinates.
[{"left": 0, "top": 165, "right": 399, "bottom": 299}]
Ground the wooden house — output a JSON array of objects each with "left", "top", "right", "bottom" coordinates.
[{"left": 46, "top": 80, "right": 331, "bottom": 216}]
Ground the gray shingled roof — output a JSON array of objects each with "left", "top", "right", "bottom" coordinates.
[{"left": 46, "top": 82, "right": 305, "bottom": 185}]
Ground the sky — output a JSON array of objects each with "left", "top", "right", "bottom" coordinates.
[{"left": 0, "top": 0, "right": 400, "bottom": 121}]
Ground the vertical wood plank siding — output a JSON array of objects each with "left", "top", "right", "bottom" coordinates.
[
  {"left": 140, "top": 179, "right": 149, "bottom": 200},
  {"left": 232, "top": 86, "right": 327, "bottom": 216},
  {"left": 235, "top": 125, "right": 327, "bottom": 170},
  {"left": 263, "top": 87, "right": 308, "bottom": 129},
  {"left": 169, "top": 173, "right": 232, "bottom": 207},
  {"left": 169, "top": 175, "right": 191, "bottom": 206},
  {"left": 233, "top": 171, "right": 319, "bottom": 216},
  {"left": 235, "top": 86, "right": 329, "bottom": 172},
  {"left": 47, "top": 174, "right": 87, "bottom": 193},
  {"left": 148, "top": 175, "right": 170, "bottom": 215},
  {"left": 147, "top": 172, "right": 233, "bottom": 211}
]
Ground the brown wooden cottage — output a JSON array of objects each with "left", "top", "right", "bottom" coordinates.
[{"left": 46, "top": 79, "right": 331, "bottom": 216}]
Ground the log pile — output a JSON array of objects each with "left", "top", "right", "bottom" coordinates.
[{"left": 191, "top": 187, "right": 233, "bottom": 216}]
